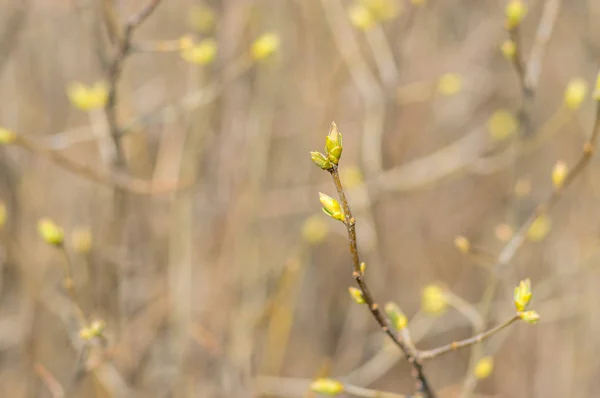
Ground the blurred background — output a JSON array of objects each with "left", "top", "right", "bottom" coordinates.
[{"left": 1, "top": 0, "right": 600, "bottom": 397}]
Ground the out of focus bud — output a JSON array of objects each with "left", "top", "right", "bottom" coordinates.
[
  {"left": 551, "top": 160, "right": 568, "bottom": 189},
  {"left": 310, "top": 378, "right": 344, "bottom": 395},
  {"left": 0, "top": 127, "right": 16, "bottom": 144},
  {"left": 0, "top": 202, "right": 6, "bottom": 228},
  {"left": 474, "top": 356, "right": 494, "bottom": 380},
  {"left": 453, "top": 235, "right": 470, "bottom": 254},
  {"left": 89, "top": 319, "right": 106, "bottom": 336},
  {"left": 437, "top": 73, "right": 462, "bottom": 97},
  {"left": 527, "top": 214, "right": 551, "bottom": 242},
  {"left": 348, "top": 3, "right": 375, "bottom": 31},
  {"left": 564, "top": 78, "right": 588, "bottom": 110},
  {"left": 71, "top": 227, "right": 93, "bottom": 254},
  {"left": 359, "top": 0, "right": 401, "bottom": 21},
  {"left": 325, "top": 122, "right": 343, "bottom": 165},
  {"left": 180, "top": 39, "right": 217, "bottom": 65},
  {"left": 178, "top": 35, "right": 195, "bottom": 50},
  {"left": 505, "top": 0, "right": 527, "bottom": 29},
  {"left": 360, "top": 261, "right": 366, "bottom": 274},
  {"left": 513, "top": 278, "right": 532, "bottom": 312},
  {"left": 495, "top": 223, "right": 513, "bottom": 242},
  {"left": 79, "top": 319, "right": 106, "bottom": 341},
  {"left": 310, "top": 151, "right": 333, "bottom": 170},
  {"left": 301, "top": 215, "right": 329, "bottom": 245},
  {"left": 501, "top": 40, "right": 517, "bottom": 60},
  {"left": 251, "top": 33, "right": 280, "bottom": 61},
  {"left": 188, "top": 4, "right": 216, "bottom": 33},
  {"left": 488, "top": 109, "right": 518, "bottom": 142},
  {"left": 385, "top": 302, "right": 408, "bottom": 330},
  {"left": 319, "top": 193, "right": 345, "bottom": 222},
  {"left": 421, "top": 284, "right": 448, "bottom": 315},
  {"left": 340, "top": 166, "right": 364, "bottom": 189},
  {"left": 67, "top": 82, "right": 108, "bottom": 111},
  {"left": 348, "top": 287, "right": 365, "bottom": 304},
  {"left": 520, "top": 310, "right": 540, "bottom": 324},
  {"left": 37, "top": 218, "right": 64, "bottom": 246}
]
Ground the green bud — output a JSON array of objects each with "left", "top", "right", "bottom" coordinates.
[
  {"left": 385, "top": 301, "right": 408, "bottom": 330},
  {"left": 360, "top": 261, "right": 366, "bottom": 274},
  {"left": 310, "top": 378, "right": 344, "bottom": 395},
  {"left": 89, "top": 320, "right": 106, "bottom": 336},
  {"left": 513, "top": 278, "right": 532, "bottom": 312},
  {"left": 319, "top": 192, "right": 345, "bottom": 222},
  {"left": 37, "top": 218, "right": 64, "bottom": 246},
  {"left": 520, "top": 310, "right": 540, "bottom": 324},
  {"left": 0, "top": 127, "right": 16, "bottom": 145},
  {"left": 348, "top": 287, "right": 365, "bottom": 304},
  {"left": 505, "top": 0, "right": 527, "bottom": 29},
  {"left": 310, "top": 151, "right": 333, "bottom": 170},
  {"left": 325, "top": 122, "right": 343, "bottom": 164}
]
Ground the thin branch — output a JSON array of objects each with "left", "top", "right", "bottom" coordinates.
[
  {"left": 10, "top": 134, "right": 192, "bottom": 195},
  {"left": 35, "top": 363, "right": 65, "bottom": 398},
  {"left": 418, "top": 314, "right": 520, "bottom": 360},
  {"left": 255, "top": 376, "right": 407, "bottom": 398},
  {"left": 496, "top": 103, "right": 600, "bottom": 267},
  {"left": 104, "top": 0, "right": 164, "bottom": 167},
  {"left": 524, "top": 0, "right": 562, "bottom": 91},
  {"left": 328, "top": 166, "right": 437, "bottom": 398},
  {"left": 344, "top": 383, "right": 407, "bottom": 398}
]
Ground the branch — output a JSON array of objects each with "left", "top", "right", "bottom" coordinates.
[
  {"left": 418, "top": 314, "right": 520, "bottom": 360},
  {"left": 10, "top": 134, "right": 192, "bottom": 195},
  {"left": 328, "top": 166, "right": 437, "bottom": 398},
  {"left": 104, "top": 0, "right": 164, "bottom": 167},
  {"left": 496, "top": 102, "right": 600, "bottom": 268}
]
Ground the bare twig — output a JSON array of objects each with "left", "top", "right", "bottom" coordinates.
[
  {"left": 58, "top": 244, "right": 88, "bottom": 327},
  {"left": 10, "top": 134, "right": 192, "bottom": 195},
  {"left": 104, "top": 0, "right": 164, "bottom": 167},
  {"left": 328, "top": 165, "right": 437, "bottom": 398},
  {"left": 524, "top": 0, "right": 562, "bottom": 92},
  {"left": 496, "top": 102, "right": 600, "bottom": 268},
  {"left": 418, "top": 314, "right": 520, "bottom": 360},
  {"left": 255, "top": 376, "right": 407, "bottom": 398},
  {"left": 35, "top": 363, "right": 65, "bottom": 398}
]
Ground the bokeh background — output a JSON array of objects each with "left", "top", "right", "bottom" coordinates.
[{"left": 1, "top": 0, "right": 600, "bottom": 397}]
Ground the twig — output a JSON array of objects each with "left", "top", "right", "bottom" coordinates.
[
  {"left": 328, "top": 166, "right": 437, "bottom": 398},
  {"left": 11, "top": 134, "right": 192, "bottom": 195},
  {"left": 496, "top": 102, "right": 600, "bottom": 268},
  {"left": 462, "top": 89, "right": 600, "bottom": 397},
  {"left": 344, "top": 383, "right": 407, "bottom": 398},
  {"left": 524, "top": 0, "right": 562, "bottom": 92},
  {"left": 255, "top": 376, "right": 406, "bottom": 398},
  {"left": 35, "top": 363, "right": 65, "bottom": 398},
  {"left": 104, "top": 0, "right": 164, "bottom": 167},
  {"left": 58, "top": 244, "right": 88, "bottom": 327},
  {"left": 418, "top": 314, "right": 520, "bottom": 360}
]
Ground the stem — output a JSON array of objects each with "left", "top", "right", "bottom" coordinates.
[
  {"left": 329, "top": 166, "right": 437, "bottom": 398},
  {"left": 345, "top": 383, "right": 407, "bottom": 398},
  {"left": 58, "top": 244, "right": 88, "bottom": 327},
  {"left": 418, "top": 314, "right": 521, "bottom": 360}
]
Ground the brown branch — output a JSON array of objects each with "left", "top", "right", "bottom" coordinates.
[
  {"left": 328, "top": 166, "right": 437, "bottom": 398},
  {"left": 496, "top": 102, "right": 600, "bottom": 268},
  {"left": 524, "top": 0, "right": 562, "bottom": 92},
  {"left": 11, "top": 134, "right": 192, "bottom": 195},
  {"left": 104, "top": 0, "right": 164, "bottom": 167},
  {"left": 35, "top": 363, "right": 65, "bottom": 398},
  {"left": 418, "top": 314, "right": 520, "bottom": 360},
  {"left": 508, "top": 26, "right": 530, "bottom": 98}
]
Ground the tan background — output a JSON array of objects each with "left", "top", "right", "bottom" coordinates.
[{"left": 0, "top": 0, "right": 599, "bottom": 397}]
